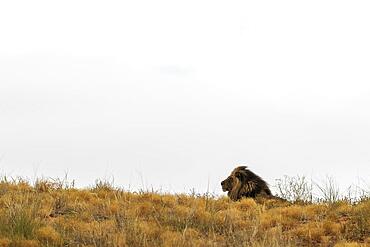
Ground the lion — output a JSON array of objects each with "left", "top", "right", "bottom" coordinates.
[{"left": 221, "top": 166, "right": 273, "bottom": 201}]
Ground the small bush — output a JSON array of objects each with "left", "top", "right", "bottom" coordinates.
[{"left": 274, "top": 175, "right": 313, "bottom": 202}]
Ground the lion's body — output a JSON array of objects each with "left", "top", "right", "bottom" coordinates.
[{"left": 221, "top": 166, "right": 273, "bottom": 201}]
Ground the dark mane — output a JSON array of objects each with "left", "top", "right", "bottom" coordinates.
[{"left": 235, "top": 166, "right": 272, "bottom": 198}]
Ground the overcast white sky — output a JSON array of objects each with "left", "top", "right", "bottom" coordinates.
[{"left": 0, "top": 1, "right": 369, "bottom": 194}]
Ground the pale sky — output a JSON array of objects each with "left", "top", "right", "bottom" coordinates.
[{"left": 0, "top": 1, "right": 369, "bottom": 195}]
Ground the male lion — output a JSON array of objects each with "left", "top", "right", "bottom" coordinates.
[{"left": 221, "top": 166, "right": 272, "bottom": 201}]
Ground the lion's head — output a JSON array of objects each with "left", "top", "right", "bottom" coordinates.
[{"left": 221, "top": 166, "right": 246, "bottom": 192}]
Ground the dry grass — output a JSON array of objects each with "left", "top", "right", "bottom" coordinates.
[{"left": 0, "top": 177, "right": 368, "bottom": 247}]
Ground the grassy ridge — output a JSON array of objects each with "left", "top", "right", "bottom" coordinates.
[{"left": 0, "top": 178, "right": 369, "bottom": 247}]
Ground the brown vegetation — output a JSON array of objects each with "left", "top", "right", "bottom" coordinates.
[{"left": 0, "top": 177, "right": 368, "bottom": 247}]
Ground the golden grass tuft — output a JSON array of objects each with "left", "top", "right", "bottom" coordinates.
[
  {"left": 0, "top": 238, "right": 10, "bottom": 247},
  {"left": 334, "top": 242, "right": 368, "bottom": 247},
  {"left": 9, "top": 240, "right": 39, "bottom": 247},
  {"left": 235, "top": 198, "right": 258, "bottom": 211},
  {"left": 36, "top": 226, "right": 61, "bottom": 245}
]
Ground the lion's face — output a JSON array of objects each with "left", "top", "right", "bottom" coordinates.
[
  {"left": 221, "top": 166, "right": 246, "bottom": 193},
  {"left": 221, "top": 176, "right": 236, "bottom": 192}
]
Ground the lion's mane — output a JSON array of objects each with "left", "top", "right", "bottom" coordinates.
[{"left": 221, "top": 166, "right": 272, "bottom": 201}]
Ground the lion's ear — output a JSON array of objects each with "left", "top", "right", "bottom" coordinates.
[{"left": 236, "top": 165, "right": 247, "bottom": 170}]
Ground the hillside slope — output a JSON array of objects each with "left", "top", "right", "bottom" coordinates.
[{"left": 0, "top": 179, "right": 369, "bottom": 247}]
